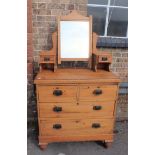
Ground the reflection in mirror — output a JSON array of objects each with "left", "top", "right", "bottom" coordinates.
[{"left": 60, "top": 21, "right": 90, "bottom": 59}]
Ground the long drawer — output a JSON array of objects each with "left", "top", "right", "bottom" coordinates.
[
  {"left": 38, "top": 85, "right": 77, "bottom": 102},
  {"left": 39, "top": 101, "right": 115, "bottom": 118},
  {"left": 79, "top": 85, "right": 117, "bottom": 101},
  {"left": 40, "top": 118, "right": 114, "bottom": 136}
]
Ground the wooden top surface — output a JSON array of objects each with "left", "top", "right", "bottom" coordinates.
[{"left": 34, "top": 69, "right": 120, "bottom": 84}]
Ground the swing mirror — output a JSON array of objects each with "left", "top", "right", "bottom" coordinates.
[{"left": 58, "top": 11, "right": 92, "bottom": 64}]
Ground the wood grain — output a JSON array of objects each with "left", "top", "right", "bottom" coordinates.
[
  {"left": 40, "top": 118, "right": 114, "bottom": 136},
  {"left": 39, "top": 134, "right": 114, "bottom": 143},
  {"left": 38, "top": 101, "right": 115, "bottom": 118},
  {"left": 38, "top": 85, "right": 77, "bottom": 102},
  {"left": 79, "top": 85, "right": 117, "bottom": 101}
]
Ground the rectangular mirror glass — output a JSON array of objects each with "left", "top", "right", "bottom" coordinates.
[{"left": 60, "top": 21, "right": 90, "bottom": 59}]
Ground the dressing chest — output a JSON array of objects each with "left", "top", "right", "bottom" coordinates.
[{"left": 34, "top": 11, "right": 120, "bottom": 150}]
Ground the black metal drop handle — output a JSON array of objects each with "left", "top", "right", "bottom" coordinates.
[
  {"left": 53, "top": 124, "right": 62, "bottom": 129},
  {"left": 93, "top": 105, "right": 102, "bottom": 110},
  {"left": 93, "top": 89, "right": 102, "bottom": 95},
  {"left": 53, "top": 90, "right": 63, "bottom": 96},
  {"left": 92, "top": 123, "right": 101, "bottom": 128},
  {"left": 53, "top": 106, "right": 62, "bottom": 112},
  {"left": 102, "top": 57, "right": 108, "bottom": 61}
]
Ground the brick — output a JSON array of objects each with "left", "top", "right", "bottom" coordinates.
[
  {"left": 38, "top": 3, "right": 46, "bottom": 9},
  {"left": 33, "top": 50, "right": 40, "bottom": 57},
  {"left": 27, "top": 18, "right": 32, "bottom": 33},
  {"left": 32, "top": 14, "right": 36, "bottom": 21},
  {"left": 34, "top": 33, "right": 49, "bottom": 38},
  {"left": 37, "top": 15, "right": 56, "bottom": 21},
  {"left": 27, "top": 33, "right": 32, "bottom": 45},
  {"left": 33, "top": 9, "right": 51, "bottom": 15},
  {"left": 123, "top": 58, "right": 128, "bottom": 62},
  {"left": 47, "top": 3, "right": 58, "bottom": 9},
  {"left": 27, "top": 74, "right": 33, "bottom": 83},
  {"left": 27, "top": 63, "right": 33, "bottom": 74},
  {"left": 27, "top": 49, "right": 33, "bottom": 58},
  {"left": 112, "top": 52, "right": 121, "bottom": 57},
  {"left": 33, "top": 39, "right": 38, "bottom": 44},
  {"left": 32, "top": 27, "right": 38, "bottom": 33},
  {"left": 111, "top": 63, "right": 122, "bottom": 68},
  {"left": 37, "top": 38, "right": 48, "bottom": 44},
  {"left": 78, "top": 5, "right": 87, "bottom": 11},
  {"left": 122, "top": 53, "right": 128, "bottom": 57},
  {"left": 70, "top": 0, "right": 87, "bottom": 4},
  {"left": 60, "top": 0, "right": 70, "bottom": 3},
  {"left": 32, "top": 0, "right": 52, "bottom": 2},
  {"left": 67, "top": 4, "right": 74, "bottom": 10},
  {"left": 33, "top": 44, "right": 43, "bottom": 50},
  {"left": 116, "top": 58, "right": 123, "bottom": 62},
  {"left": 33, "top": 56, "right": 39, "bottom": 62},
  {"left": 33, "top": 21, "right": 51, "bottom": 27},
  {"left": 51, "top": 9, "right": 63, "bottom": 15},
  {"left": 32, "top": 3, "right": 37, "bottom": 9}
]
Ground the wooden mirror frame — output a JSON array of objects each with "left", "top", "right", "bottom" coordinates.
[{"left": 58, "top": 10, "right": 92, "bottom": 66}]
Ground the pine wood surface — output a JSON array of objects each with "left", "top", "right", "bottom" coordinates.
[
  {"left": 39, "top": 134, "right": 114, "bottom": 143},
  {"left": 34, "top": 10, "right": 120, "bottom": 149},
  {"left": 38, "top": 101, "right": 115, "bottom": 118},
  {"left": 40, "top": 118, "right": 114, "bottom": 136},
  {"left": 34, "top": 69, "right": 120, "bottom": 84}
]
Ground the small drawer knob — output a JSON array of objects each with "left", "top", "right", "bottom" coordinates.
[
  {"left": 93, "top": 89, "right": 102, "bottom": 95},
  {"left": 53, "top": 106, "right": 62, "bottom": 112},
  {"left": 53, "top": 90, "right": 63, "bottom": 96},
  {"left": 53, "top": 124, "right": 62, "bottom": 129},
  {"left": 92, "top": 123, "right": 101, "bottom": 128},
  {"left": 102, "top": 57, "right": 108, "bottom": 61},
  {"left": 44, "top": 57, "right": 50, "bottom": 61},
  {"left": 93, "top": 105, "right": 102, "bottom": 110}
]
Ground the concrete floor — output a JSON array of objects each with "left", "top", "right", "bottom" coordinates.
[{"left": 28, "top": 121, "right": 128, "bottom": 155}]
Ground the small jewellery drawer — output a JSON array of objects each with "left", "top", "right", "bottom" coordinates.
[
  {"left": 39, "top": 101, "right": 115, "bottom": 118},
  {"left": 38, "top": 85, "right": 77, "bottom": 102},
  {"left": 79, "top": 85, "right": 117, "bottom": 101},
  {"left": 40, "top": 118, "right": 114, "bottom": 136},
  {"left": 98, "top": 54, "right": 112, "bottom": 63}
]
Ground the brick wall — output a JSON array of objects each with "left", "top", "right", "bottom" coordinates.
[
  {"left": 28, "top": 0, "right": 34, "bottom": 123},
  {"left": 32, "top": 0, "right": 87, "bottom": 74},
  {"left": 28, "top": 0, "right": 128, "bottom": 133},
  {"left": 101, "top": 48, "right": 128, "bottom": 82},
  {"left": 99, "top": 48, "right": 128, "bottom": 120}
]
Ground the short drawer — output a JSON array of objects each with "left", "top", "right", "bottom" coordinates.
[
  {"left": 40, "top": 118, "right": 114, "bottom": 136},
  {"left": 39, "top": 101, "right": 115, "bottom": 118},
  {"left": 38, "top": 85, "right": 77, "bottom": 102},
  {"left": 79, "top": 85, "right": 117, "bottom": 101}
]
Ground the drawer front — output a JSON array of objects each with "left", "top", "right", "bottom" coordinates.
[
  {"left": 79, "top": 85, "right": 117, "bottom": 101},
  {"left": 38, "top": 86, "right": 77, "bottom": 102},
  {"left": 98, "top": 54, "right": 112, "bottom": 63},
  {"left": 40, "top": 118, "right": 114, "bottom": 136},
  {"left": 39, "top": 101, "right": 115, "bottom": 118}
]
